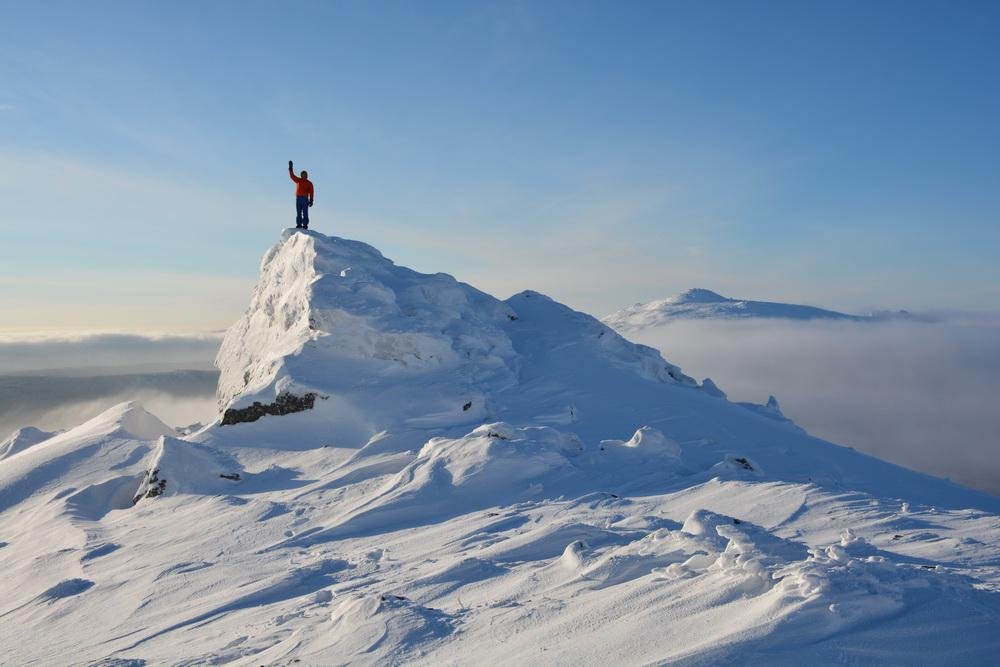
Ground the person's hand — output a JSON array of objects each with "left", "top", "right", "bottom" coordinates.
[
  {"left": 288, "top": 160, "right": 293, "bottom": 169},
  {"left": 308, "top": 201, "right": 313, "bottom": 208}
]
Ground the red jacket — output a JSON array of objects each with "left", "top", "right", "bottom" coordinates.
[{"left": 289, "top": 171, "right": 314, "bottom": 200}]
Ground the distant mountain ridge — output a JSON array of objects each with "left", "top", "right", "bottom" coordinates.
[{"left": 603, "top": 288, "right": 924, "bottom": 331}]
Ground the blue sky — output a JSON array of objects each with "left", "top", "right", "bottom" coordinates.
[{"left": 1, "top": 0, "right": 998, "bottom": 331}]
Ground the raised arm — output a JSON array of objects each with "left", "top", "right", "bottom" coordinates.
[{"left": 288, "top": 160, "right": 300, "bottom": 183}]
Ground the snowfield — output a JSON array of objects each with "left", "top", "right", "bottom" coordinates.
[{"left": 1, "top": 230, "right": 998, "bottom": 665}]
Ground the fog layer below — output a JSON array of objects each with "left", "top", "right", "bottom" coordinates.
[{"left": 627, "top": 318, "right": 1000, "bottom": 495}]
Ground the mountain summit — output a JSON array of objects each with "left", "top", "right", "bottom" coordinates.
[
  {"left": 665, "top": 287, "right": 731, "bottom": 304},
  {"left": 1, "top": 229, "right": 998, "bottom": 665},
  {"left": 213, "top": 229, "right": 693, "bottom": 448}
]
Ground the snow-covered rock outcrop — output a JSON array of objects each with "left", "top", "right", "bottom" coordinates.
[
  {"left": 0, "top": 401, "right": 176, "bottom": 521},
  {"left": 133, "top": 436, "right": 244, "bottom": 503},
  {"left": 212, "top": 230, "right": 694, "bottom": 446},
  {"left": 217, "top": 232, "right": 515, "bottom": 403}
]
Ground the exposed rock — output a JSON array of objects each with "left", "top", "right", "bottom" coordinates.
[
  {"left": 132, "top": 436, "right": 245, "bottom": 503},
  {"left": 220, "top": 392, "right": 318, "bottom": 425},
  {"left": 133, "top": 467, "right": 166, "bottom": 503}
]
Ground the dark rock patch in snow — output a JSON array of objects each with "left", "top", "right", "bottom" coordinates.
[
  {"left": 221, "top": 392, "right": 318, "bottom": 425},
  {"left": 133, "top": 467, "right": 167, "bottom": 503}
]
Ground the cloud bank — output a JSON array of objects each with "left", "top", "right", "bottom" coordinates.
[
  {"left": 0, "top": 370, "right": 220, "bottom": 436},
  {"left": 3, "top": 322, "right": 998, "bottom": 495},
  {"left": 627, "top": 317, "right": 1000, "bottom": 495},
  {"left": 0, "top": 332, "right": 223, "bottom": 436},
  {"left": 0, "top": 331, "right": 223, "bottom": 374}
]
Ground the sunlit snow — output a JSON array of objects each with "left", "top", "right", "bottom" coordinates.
[{"left": 1, "top": 230, "right": 997, "bottom": 665}]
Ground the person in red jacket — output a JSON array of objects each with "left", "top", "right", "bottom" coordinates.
[{"left": 288, "top": 160, "right": 314, "bottom": 229}]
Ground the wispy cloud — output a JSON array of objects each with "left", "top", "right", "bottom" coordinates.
[
  {"left": 344, "top": 177, "right": 749, "bottom": 314},
  {"left": 0, "top": 268, "right": 255, "bottom": 332},
  {"left": 0, "top": 148, "right": 285, "bottom": 232},
  {"left": 0, "top": 148, "right": 278, "bottom": 330}
]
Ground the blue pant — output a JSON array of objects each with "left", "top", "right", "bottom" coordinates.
[{"left": 296, "top": 196, "right": 310, "bottom": 228}]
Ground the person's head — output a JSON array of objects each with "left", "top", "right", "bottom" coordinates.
[{"left": 300, "top": 170, "right": 308, "bottom": 178}]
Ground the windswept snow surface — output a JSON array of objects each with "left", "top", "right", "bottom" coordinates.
[
  {"left": 0, "top": 425, "right": 55, "bottom": 461},
  {"left": 604, "top": 288, "right": 869, "bottom": 331},
  {"left": 2, "top": 230, "right": 998, "bottom": 665}
]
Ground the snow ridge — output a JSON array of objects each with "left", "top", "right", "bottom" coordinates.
[
  {"left": 604, "top": 288, "right": 863, "bottom": 331},
  {"left": 0, "top": 426, "right": 54, "bottom": 461}
]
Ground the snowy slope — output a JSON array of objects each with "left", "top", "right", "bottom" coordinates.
[
  {"left": 1, "top": 230, "right": 998, "bottom": 666},
  {"left": 604, "top": 288, "right": 865, "bottom": 331},
  {"left": 0, "top": 425, "right": 55, "bottom": 461}
]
